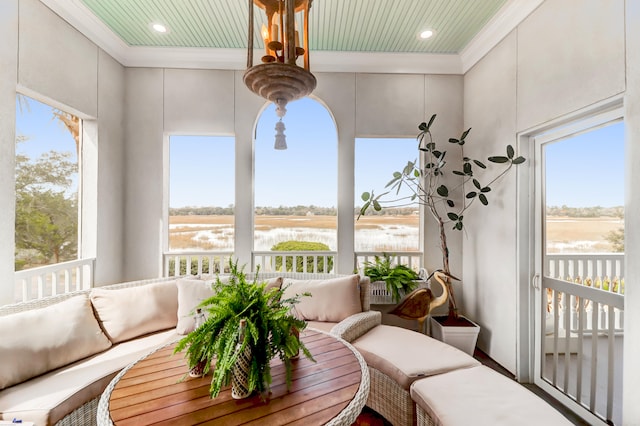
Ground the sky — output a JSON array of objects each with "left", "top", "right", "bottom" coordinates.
[
  {"left": 16, "top": 95, "right": 625, "bottom": 210},
  {"left": 170, "top": 97, "right": 419, "bottom": 209},
  {"left": 544, "top": 121, "right": 624, "bottom": 207},
  {"left": 15, "top": 96, "right": 77, "bottom": 162}
]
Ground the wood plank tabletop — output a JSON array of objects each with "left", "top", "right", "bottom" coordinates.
[{"left": 107, "top": 329, "right": 364, "bottom": 425}]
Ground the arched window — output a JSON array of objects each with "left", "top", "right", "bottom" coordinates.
[{"left": 254, "top": 98, "right": 337, "bottom": 271}]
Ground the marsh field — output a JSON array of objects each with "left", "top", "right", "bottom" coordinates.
[{"left": 169, "top": 215, "right": 623, "bottom": 253}]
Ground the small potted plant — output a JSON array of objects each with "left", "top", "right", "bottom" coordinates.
[
  {"left": 174, "top": 260, "right": 313, "bottom": 399},
  {"left": 363, "top": 253, "right": 421, "bottom": 303},
  {"left": 359, "top": 114, "right": 525, "bottom": 354}
]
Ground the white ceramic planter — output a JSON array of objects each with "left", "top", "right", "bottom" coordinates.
[{"left": 430, "top": 316, "right": 480, "bottom": 356}]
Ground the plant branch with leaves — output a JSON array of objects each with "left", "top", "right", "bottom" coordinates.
[{"left": 359, "top": 114, "right": 525, "bottom": 320}]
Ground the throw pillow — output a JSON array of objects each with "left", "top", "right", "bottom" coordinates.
[
  {"left": 90, "top": 281, "right": 178, "bottom": 343},
  {"left": 281, "top": 275, "right": 362, "bottom": 322},
  {"left": 175, "top": 275, "right": 283, "bottom": 335},
  {"left": 175, "top": 276, "right": 218, "bottom": 335},
  {"left": 0, "top": 294, "right": 112, "bottom": 390}
]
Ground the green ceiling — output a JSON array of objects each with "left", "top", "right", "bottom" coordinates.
[{"left": 79, "top": 0, "right": 508, "bottom": 54}]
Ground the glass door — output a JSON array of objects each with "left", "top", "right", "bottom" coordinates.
[{"left": 533, "top": 112, "right": 625, "bottom": 425}]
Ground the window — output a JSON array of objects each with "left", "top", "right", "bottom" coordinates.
[
  {"left": 14, "top": 95, "right": 80, "bottom": 271},
  {"left": 354, "top": 138, "right": 420, "bottom": 252},
  {"left": 543, "top": 121, "right": 625, "bottom": 255},
  {"left": 168, "top": 135, "right": 235, "bottom": 251},
  {"left": 254, "top": 98, "right": 337, "bottom": 256}
]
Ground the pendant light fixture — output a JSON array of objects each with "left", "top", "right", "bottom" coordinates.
[{"left": 244, "top": 0, "right": 316, "bottom": 149}]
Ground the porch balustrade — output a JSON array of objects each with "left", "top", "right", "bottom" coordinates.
[
  {"left": 163, "top": 251, "right": 235, "bottom": 277},
  {"left": 543, "top": 253, "right": 624, "bottom": 424},
  {"left": 545, "top": 253, "right": 625, "bottom": 333},
  {"left": 253, "top": 250, "right": 336, "bottom": 273},
  {"left": 354, "top": 251, "right": 424, "bottom": 273},
  {"left": 13, "top": 258, "right": 95, "bottom": 303},
  {"left": 163, "top": 250, "right": 424, "bottom": 277}
]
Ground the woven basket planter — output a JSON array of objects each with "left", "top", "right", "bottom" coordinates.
[{"left": 370, "top": 278, "right": 430, "bottom": 304}]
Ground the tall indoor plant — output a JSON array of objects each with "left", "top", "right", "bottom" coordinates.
[
  {"left": 174, "top": 260, "right": 313, "bottom": 399},
  {"left": 359, "top": 114, "right": 525, "bottom": 323}
]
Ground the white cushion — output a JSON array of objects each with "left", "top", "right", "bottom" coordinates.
[
  {"left": 410, "top": 365, "right": 573, "bottom": 425},
  {"left": 175, "top": 276, "right": 217, "bottom": 335},
  {"left": 306, "top": 321, "right": 337, "bottom": 334},
  {"left": 281, "top": 275, "right": 362, "bottom": 322},
  {"left": 0, "top": 294, "right": 112, "bottom": 390},
  {"left": 175, "top": 275, "right": 283, "bottom": 335},
  {"left": 0, "top": 329, "right": 178, "bottom": 426},
  {"left": 351, "top": 325, "right": 479, "bottom": 389},
  {"left": 90, "top": 281, "right": 178, "bottom": 343}
]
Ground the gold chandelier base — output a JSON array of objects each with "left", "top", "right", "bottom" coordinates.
[{"left": 243, "top": 63, "right": 317, "bottom": 107}]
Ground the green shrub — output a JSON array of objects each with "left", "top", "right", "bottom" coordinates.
[{"left": 270, "top": 241, "right": 334, "bottom": 273}]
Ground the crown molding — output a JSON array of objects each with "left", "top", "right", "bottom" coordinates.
[
  {"left": 113, "top": 48, "right": 463, "bottom": 74},
  {"left": 41, "top": 0, "right": 536, "bottom": 75},
  {"left": 460, "top": 0, "right": 544, "bottom": 73},
  {"left": 312, "top": 51, "right": 462, "bottom": 74}
]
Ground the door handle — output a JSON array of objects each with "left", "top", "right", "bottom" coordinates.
[{"left": 531, "top": 273, "right": 541, "bottom": 290}]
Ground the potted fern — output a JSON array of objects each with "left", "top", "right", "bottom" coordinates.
[
  {"left": 174, "top": 260, "right": 313, "bottom": 399},
  {"left": 359, "top": 114, "right": 525, "bottom": 353},
  {"left": 363, "top": 253, "right": 421, "bottom": 303}
]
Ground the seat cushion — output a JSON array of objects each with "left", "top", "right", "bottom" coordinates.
[
  {"left": 0, "top": 329, "right": 179, "bottom": 426},
  {"left": 351, "top": 325, "right": 479, "bottom": 389},
  {"left": 410, "top": 365, "right": 572, "bottom": 425},
  {"left": 91, "top": 281, "right": 179, "bottom": 343},
  {"left": 306, "top": 320, "right": 337, "bottom": 334},
  {"left": 281, "top": 275, "right": 362, "bottom": 322},
  {"left": 0, "top": 294, "right": 112, "bottom": 390}
]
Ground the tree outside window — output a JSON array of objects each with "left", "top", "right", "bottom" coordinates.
[{"left": 15, "top": 96, "right": 79, "bottom": 270}]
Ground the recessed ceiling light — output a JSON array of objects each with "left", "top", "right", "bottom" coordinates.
[
  {"left": 151, "top": 23, "right": 168, "bottom": 33},
  {"left": 419, "top": 29, "right": 435, "bottom": 40}
]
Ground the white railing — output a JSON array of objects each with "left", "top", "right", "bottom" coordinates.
[
  {"left": 542, "top": 277, "right": 624, "bottom": 424},
  {"left": 543, "top": 253, "right": 624, "bottom": 424},
  {"left": 545, "top": 253, "right": 624, "bottom": 333},
  {"left": 14, "top": 258, "right": 95, "bottom": 303},
  {"left": 546, "top": 253, "right": 624, "bottom": 294},
  {"left": 163, "top": 250, "right": 424, "bottom": 277},
  {"left": 163, "top": 251, "right": 235, "bottom": 277},
  {"left": 253, "top": 251, "right": 336, "bottom": 273},
  {"left": 355, "top": 251, "right": 424, "bottom": 273}
]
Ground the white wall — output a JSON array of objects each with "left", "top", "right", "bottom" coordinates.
[
  {"left": 94, "top": 51, "right": 126, "bottom": 284},
  {"left": 0, "top": 0, "right": 19, "bottom": 305},
  {"left": 463, "top": 31, "right": 518, "bottom": 370},
  {"left": 463, "top": 2, "right": 635, "bottom": 413},
  {"left": 123, "top": 68, "right": 164, "bottom": 279},
  {"left": 18, "top": 0, "right": 98, "bottom": 117},
  {"left": 424, "top": 75, "right": 464, "bottom": 314}
]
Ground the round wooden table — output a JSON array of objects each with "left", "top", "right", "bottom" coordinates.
[{"left": 97, "top": 329, "right": 369, "bottom": 425}]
